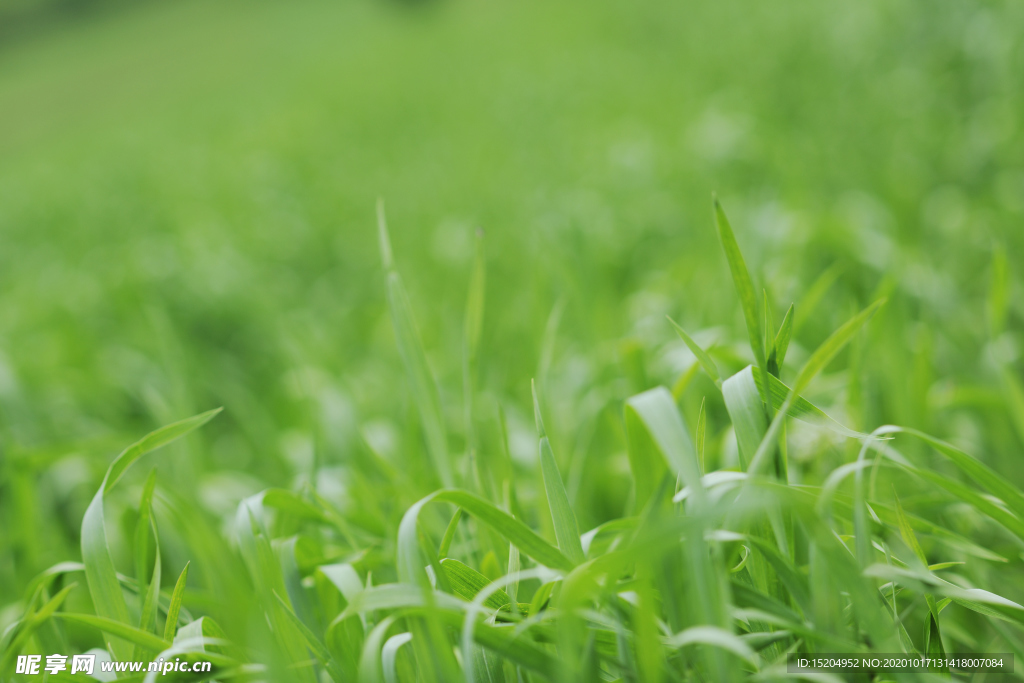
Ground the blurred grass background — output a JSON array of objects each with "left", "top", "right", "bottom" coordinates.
[{"left": 1, "top": 0, "right": 1022, "bottom": 636}]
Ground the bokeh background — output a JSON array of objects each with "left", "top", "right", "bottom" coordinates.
[{"left": 1, "top": 0, "right": 1022, "bottom": 640}]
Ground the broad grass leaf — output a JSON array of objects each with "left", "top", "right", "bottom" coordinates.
[
  {"left": 666, "top": 625, "right": 759, "bottom": 668},
  {"left": 319, "top": 563, "right": 365, "bottom": 606},
  {"left": 624, "top": 387, "right": 702, "bottom": 499},
  {"left": 382, "top": 633, "right": 414, "bottom": 683},
  {"left": 359, "top": 614, "right": 402, "bottom": 683},
  {"left": 440, "top": 558, "right": 511, "bottom": 608},
  {"left": 722, "top": 367, "right": 767, "bottom": 470}
]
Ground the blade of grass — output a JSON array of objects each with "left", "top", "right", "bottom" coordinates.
[
  {"left": 377, "top": 200, "right": 453, "bottom": 488},
  {"left": 533, "top": 381, "right": 585, "bottom": 566},
  {"left": 696, "top": 398, "right": 707, "bottom": 475},
  {"left": 667, "top": 318, "right": 721, "bottom": 386},
  {"left": 764, "top": 290, "right": 777, "bottom": 377},
  {"left": 773, "top": 304, "right": 794, "bottom": 372},
  {"left": 439, "top": 558, "right": 511, "bottom": 609},
  {"left": 751, "top": 369, "right": 869, "bottom": 438},
  {"left": 439, "top": 507, "right": 463, "bottom": 559},
  {"left": 714, "top": 198, "right": 771, "bottom": 422},
  {"left": 163, "top": 562, "right": 190, "bottom": 642},
  {"left": 722, "top": 367, "right": 767, "bottom": 471}
]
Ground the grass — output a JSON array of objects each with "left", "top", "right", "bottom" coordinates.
[{"left": 1, "top": 0, "right": 1024, "bottom": 680}]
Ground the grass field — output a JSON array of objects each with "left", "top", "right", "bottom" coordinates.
[{"left": 2, "top": 0, "right": 1024, "bottom": 680}]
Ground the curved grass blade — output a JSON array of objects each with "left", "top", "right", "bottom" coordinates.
[
  {"left": 382, "top": 633, "right": 414, "bottom": 683},
  {"left": 82, "top": 408, "right": 221, "bottom": 661},
  {"left": 396, "top": 490, "right": 574, "bottom": 587}
]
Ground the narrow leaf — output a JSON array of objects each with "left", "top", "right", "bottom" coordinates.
[
  {"left": 892, "top": 490, "right": 928, "bottom": 567},
  {"left": 538, "top": 436, "right": 585, "bottom": 565},
  {"left": 773, "top": 304, "right": 794, "bottom": 371},
  {"left": 696, "top": 397, "right": 707, "bottom": 475},
  {"left": 751, "top": 369, "right": 869, "bottom": 438},
  {"left": 377, "top": 201, "right": 452, "bottom": 487},
  {"left": 667, "top": 318, "right": 721, "bottom": 385},
  {"left": 163, "top": 562, "right": 190, "bottom": 642},
  {"left": 438, "top": 507, "right": 463, "bottom": 558}
]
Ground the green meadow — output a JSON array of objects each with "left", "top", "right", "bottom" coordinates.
[{"left": 1, "top": 0, "right": 1024, "bottom": 680}]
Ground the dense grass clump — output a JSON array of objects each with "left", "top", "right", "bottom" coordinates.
[{"left": 4, "top": 199, "right": 1024, "bottom": 682}]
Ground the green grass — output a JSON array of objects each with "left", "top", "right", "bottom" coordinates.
[{"left": 2, "top": 0, "right": 1024, "bottom": 680}]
